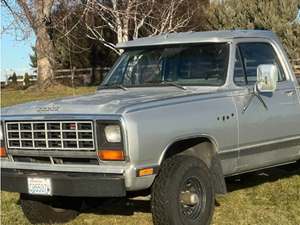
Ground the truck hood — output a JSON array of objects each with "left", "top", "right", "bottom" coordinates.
[{"left": 2, "top": 87, "right": 218, "bottom": 116}]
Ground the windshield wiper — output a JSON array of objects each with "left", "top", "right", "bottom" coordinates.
[
  {"left": 97, "top": 84, "right": 128, "bottom": 91},
  {"left": 160, "top": 81, "right": 187, "bottom": 90}
]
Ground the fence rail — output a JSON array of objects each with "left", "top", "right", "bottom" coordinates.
[
  {"left": 54, "top": 60, "right": 300, "bottom": 86},
  {"left": 54, "top": 67, "right": 110, "bottom": 85}
]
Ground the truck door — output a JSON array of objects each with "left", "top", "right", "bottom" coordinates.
[{"left": 232, "top": 41, "right": 300, "bottom": 172}]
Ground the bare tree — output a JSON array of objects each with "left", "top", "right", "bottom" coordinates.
[
  {"left": 2, "top": 0, "right": 57, "bottom": 86},
  {"left": 147, "top": 0, "right": 197, "bottom": 36},
  {"left": 85, "top": 0, "right": 202, "bottom": 54},
  {"left": 2, "top": 0, "right": 207, "bottom": 86}
]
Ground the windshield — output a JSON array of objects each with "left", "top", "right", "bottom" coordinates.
[{"left": 102, "top": 43, "right": 229, "bottom": 88}]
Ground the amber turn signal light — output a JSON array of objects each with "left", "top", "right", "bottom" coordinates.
[
  {"left": 0, "top": 147, "right": 7, "bottom": 157},
  {"left": 138, "top": 168, "right": 154, "bottom": 177},
  {"left": 98, "top": 150, "right": 125, "bottom": 161}
]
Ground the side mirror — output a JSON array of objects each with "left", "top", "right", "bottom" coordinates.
[{"left": 256, "top": 64, "right": 278, "bottom": 93}]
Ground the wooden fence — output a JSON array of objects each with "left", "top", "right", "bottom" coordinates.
[
  {"left": 54, "top": 59, "right": 300, "bottom": 86},
  {"left": 54, "top": 67, "right": 110, "bottom": 86},
  {"left": 293, "top": 59, "right": 300, "bottom": 77}
]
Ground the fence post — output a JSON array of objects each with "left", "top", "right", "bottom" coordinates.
[
  {"left": 293, "top": 58, "right": 300, "bottom": 77},
  {"left": 71, "top": 67, "right": 76, "bottom": 88},
  {"left": 100, "top": 67, "right": 103, "bottom": 83}
]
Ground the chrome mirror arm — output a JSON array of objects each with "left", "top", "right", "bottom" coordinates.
[
  {"left": 242, "top": 84, "right": 268, "bottom": 114},
  {"left": 255, "top": 92, "right": 268, "bottom": 111},
  {"left": 242, "top": 93, "right": 254, "bottom": 114}
]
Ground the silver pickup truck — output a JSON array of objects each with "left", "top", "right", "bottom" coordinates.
[{"left": 1, "top": 30, "right": 300, "bottom": 225}]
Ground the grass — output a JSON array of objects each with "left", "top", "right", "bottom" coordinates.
[
  {"left": 0, "top": 85, "right": 96, "bottom": 107},
  {"left": 1, "top": 86, "right": 300, "bottom": 225}
]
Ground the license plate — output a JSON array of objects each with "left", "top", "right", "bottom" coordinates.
[{"left": 28, "top": 178, "right": 52, "bottom": 195}]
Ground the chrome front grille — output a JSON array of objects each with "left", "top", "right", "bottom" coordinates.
[{"left": 5, "top": 121, "right": 95, "bottom": 151}]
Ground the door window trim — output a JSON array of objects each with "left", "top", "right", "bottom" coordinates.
[{"left": 232, "top": 39, "right": 290, "bottom": 88}]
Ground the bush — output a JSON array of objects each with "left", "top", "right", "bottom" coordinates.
[
  {"left": 205, "top": 0, "right": 300, "bottom": 59},
  {"left": 24, "top": 73, "right": 30, "bottom": 87},
  {"left": 11, "top": 72, "right": 17, "bottom": 85}
]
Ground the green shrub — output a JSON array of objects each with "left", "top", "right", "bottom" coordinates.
[
  {"left": 24, "top": 73, "right": 30, "bottom": 87},
  {"left": 205, "top": 0, "right": 300, "bottom": 59},
  {"left": 11, "top": 72, "right": 17, "bottom": 85}
]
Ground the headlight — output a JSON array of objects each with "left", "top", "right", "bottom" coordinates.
[
  {"left": 96, "top": 121, "right": 125, "bottom": 161},
  {"left": 104, "top": 125, "right": 121, "bottom": 143}
]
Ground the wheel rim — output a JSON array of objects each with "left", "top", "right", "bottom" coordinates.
[{"left": 179, "top": 176, "right": 206, "bottom": 221}]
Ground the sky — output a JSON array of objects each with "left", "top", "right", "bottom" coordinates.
[
  {"left": 296, "top": 9, "right": 300, "bottom": 22},
  {"left": 1, "top": 8, "right": 35, "bottom": 82}
]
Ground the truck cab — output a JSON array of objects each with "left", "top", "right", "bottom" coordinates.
[{"left": 1, "top": 30, "right": 300, "bottom": 225}]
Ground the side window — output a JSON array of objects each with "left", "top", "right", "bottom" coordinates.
[{"left": 234, "top": 42, "right": 286, "bottom": 86}]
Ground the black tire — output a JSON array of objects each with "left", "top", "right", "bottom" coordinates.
[
  {"left": 151, "top": 155, "right": 215, "bottom": 225},
  {"left": 20, "top": 193, "right": 82, "bottom": 224}
]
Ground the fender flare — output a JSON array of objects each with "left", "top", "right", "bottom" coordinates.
[{"left": 159, "top": 135, "right": 227, "bottom": 194}]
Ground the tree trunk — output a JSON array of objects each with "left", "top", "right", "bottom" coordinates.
[
  {"left": 35, "top": 0, "right": 55, "bottom": 86},
  {"left": 26, "top": 28, "right": 56, "bottom": 90},
  {"left": 36, "top": 34, "right": 55, "bottom": 85},
  {"left": 15, "top": 0, "right": 55, "bottom": 87}
]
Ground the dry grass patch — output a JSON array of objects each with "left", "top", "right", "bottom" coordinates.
[
  {"left": 1, "top": 86, "right": 300, "bottom": 225},
  {"left": 1, "top": 85, "right": 96, "bottom": 107}
]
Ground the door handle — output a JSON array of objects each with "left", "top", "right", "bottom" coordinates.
[{"left": 285, "top": 90, "right": 296, "bottom": 96}]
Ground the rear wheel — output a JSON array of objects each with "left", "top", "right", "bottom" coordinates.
[
  {"left": 152, "top": 155, "right": 215, "bottom": 225},
  {"left": 20, "top": 193, "right": 82, "bottom": 224}
]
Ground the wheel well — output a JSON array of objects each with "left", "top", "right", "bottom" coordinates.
[
  {"left": 162, "top": 137, "right": 216, "bottom": 164},
  {"left": 161, "top": 137, "right": 227, "bottom": 194}
]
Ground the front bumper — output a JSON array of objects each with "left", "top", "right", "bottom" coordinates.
[
  {"left": 1, "top": 169, "right": 126, "bottom": 197},
  {"left": 1, "top": 160, "right": 157, "bottom": 192}
]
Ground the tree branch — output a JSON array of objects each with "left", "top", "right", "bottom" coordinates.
[{"left": 16, "top": 0, "right": 36, "bottom": 28}]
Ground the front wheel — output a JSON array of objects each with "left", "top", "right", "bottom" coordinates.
[
  {"left": 151, "top": 155, "right": 215, "bottom": 225},
  {"left": 20, "top": 193, "right": 82, "bottom": 224}
]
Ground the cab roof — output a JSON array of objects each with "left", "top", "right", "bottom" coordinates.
[{"left": 116, "top": 30, "right": 278, "bottom": 49}]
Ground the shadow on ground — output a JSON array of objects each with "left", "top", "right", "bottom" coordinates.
[
  {"left": 82, "top": 197, "right": 151, "bottom": 216},
  {"left": 81, "top": 162, "right": 300, "bottom": 216},
  {"left": 226, "top": 162, "right": 300, "bottom": 192}
]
